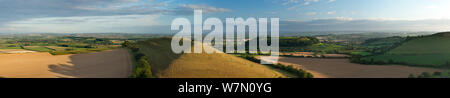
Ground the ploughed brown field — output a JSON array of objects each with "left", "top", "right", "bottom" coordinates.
[
  {"left": 271, "top": 57, "right": 443, "bottom": 78},
  {"left": 0, "top": 49, "right": 132, "bottom": 78}
]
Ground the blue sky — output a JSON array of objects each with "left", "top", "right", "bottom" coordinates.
[{"left": 0, "top": 0, "right": 449, "bottom": 33}]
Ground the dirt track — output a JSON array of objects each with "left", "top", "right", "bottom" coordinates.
[
  {"left": 0, "top": 49, "right": 132, "bottom": 78},
  {"left": 268, "top": 57, "right": 443, "bottom": 78}
]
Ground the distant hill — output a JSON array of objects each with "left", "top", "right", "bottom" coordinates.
[
  {"left": 361, "top": 32, "right": 450, "bottom": 68},
  {"left": 137, "top": 38, "right": 289, "bottom": 78}
]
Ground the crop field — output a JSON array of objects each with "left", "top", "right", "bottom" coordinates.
[
  {"left": 46, "top": 46, "right": 69, "bottom": 51},
  {"left": 23, "top": 46, "right": 54, "bottom": 52},
  {"left": 137, "top": 38, "right": 289, "bottom": 78},
  {"left": 350, "top": 51, "right": 372, "bottom": 56},
  {"left": 0, "top": 34, "right": 125, "bottom": 55},
  {"left": 277, "top": 57, "right": 443, "bottom": 78},
  {"left": 0, "top": 49, "right": 36, "bottom": 54},
  {"left": 0, "top": 49, "right": 132, "bottom": 78},
  {"left": 361, "top": 54, "right": 450, "bottom": 68},
  {"left": 0, "top": 33, "right": 150, "bottom": 78},
  {"left": 49, "top": 46, "right": 116, "bottom": 55},
  {"left": 0, "top": 44, "right": 21, "bottom": 49}
]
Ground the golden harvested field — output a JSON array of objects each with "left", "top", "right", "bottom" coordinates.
[
  {"left": 0, "top": 49, "right": 132, "bottom": 78},
  {"left": 273, "top": 57, "right": 443, "bottom": 78},
  {"left": 0, "top": 49, "right": 36, "bottom": 54},
  {"left": 158, "top": 53, "right": 288, "bottom": 78},
  {"left": 138, "top": 38, "right": 289, "bottom": 78}
]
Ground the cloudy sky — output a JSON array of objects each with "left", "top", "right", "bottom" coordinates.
[{"left": 0, "top": 0, "right": 449, "bottom": 33}]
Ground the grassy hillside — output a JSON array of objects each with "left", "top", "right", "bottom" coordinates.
[
  {"left": 387, "top": 35, "right": 450, "bottom": 54},
  {"left": 137, "top": 38, "right": 290, "bottom": 78},
  {"left": 360, "top": 32, "right": 450, "bottom": 68},
  {"left": 360, "top": 36, "right": 405, "bottom": 54}
]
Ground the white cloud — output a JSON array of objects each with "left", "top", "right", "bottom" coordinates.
[
  {"left": 282, "top": 0, "right": 300, "bottom": 5},
  {"left": 73, "top": 0, "right": 147, "bottom": 11},
  {"left": 304, "top": 0, "right": 320, "bottom": 5},
  {"left": 283, "top": 0, "right": 327, "bottom": 10},
  {"left": 179, "top": 4, "right": 231, "bottom": 13},
  {"left": 333, "top": 17, "right": 354, "bottom": 21},
  {"left": 328, "top": 0, "right": 336, "bottom": 3},
  {"left": 171, "top": 4, "right": 231, "bottom": 15},
  {"left": 305, "top": 12, "right": 318, "bottom": 16},
  {"left": 281, "top": 18, "right": 450, "bottom": 32},
  {"left": 313, "top": 17, "right": 354, "bottom": 21},
  {"left": 327, "top": 11, "right": 336, "bottom": 15},
  {"left": 5, "top": 15, "right": 161, "bottom": 33},
  {"left": 304, "top": 2, "right": 310, "bottom": 5},
  {"left": 0, "top": 0, "right": 172, "bottom": 27}
]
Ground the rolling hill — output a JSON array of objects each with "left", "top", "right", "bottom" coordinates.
[
  {"left": 136, "top": 38, "right": 290, "bottom": 78},
  {"left": 361, "top": 32, "right": 450, "bottom": 68}
]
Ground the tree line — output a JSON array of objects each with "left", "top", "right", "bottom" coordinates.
[{"left": 123, "top": 41, "right": 153, "bottom": 78}]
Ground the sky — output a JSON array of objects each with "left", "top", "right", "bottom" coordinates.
[{"left": 0, "top": 0, "right": 449, "bottom": 33}]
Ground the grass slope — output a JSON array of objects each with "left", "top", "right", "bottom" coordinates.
[
  {"left": 362, "top": 32, "right": 450, "bottom": 68},
  {"left": 387, "top": 36, "right": 450, "bottom": 54},
  {"left": 137, "top": 38, "right": 288, "bottom": 78}
]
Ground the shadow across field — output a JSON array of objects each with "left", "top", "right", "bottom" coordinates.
[
  {"left": 48, "top": 49, "right": 132, "bottom": 78},
  {"left": 48, "top": 63, "right": 79, "bottom": 78}
]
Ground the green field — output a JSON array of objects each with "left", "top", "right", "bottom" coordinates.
[
  {"left": 387, "top": 36, "right": 450, "bottom": 54},
  {"left": 49, "top": 47, "right": 115, "bottom": 55},
  {"left": 0, "top": 44, "right": 22, "bottom": 49},
  {"left": 307, "top": 43, "right": 343, "bottom": 54},
  {"left": 23, "top": 46, "right": 54, "bottom": 52},
  {"left": 0, "top": 34, "right": 125, "bottom": 55},
  {"left": 361, "top": 54, "right": 450, "bottom": 68},
  {"left": 280, "top": 43, "right": 343, "bottom": 53},
  {"left": 350, "top": 51, "right": 372, "bottom": 56},
  {"left": 360, "top": 36, "right": 405, "bottom": 54},
  {"left": 136, "top": 38, "right": 291, "bottom": 78},
  {"left": 45, "top": 46, "right": 69, "bottom": 51},
  {"left": 360, "top": 32, "right": 450, "bottom": 68}
]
